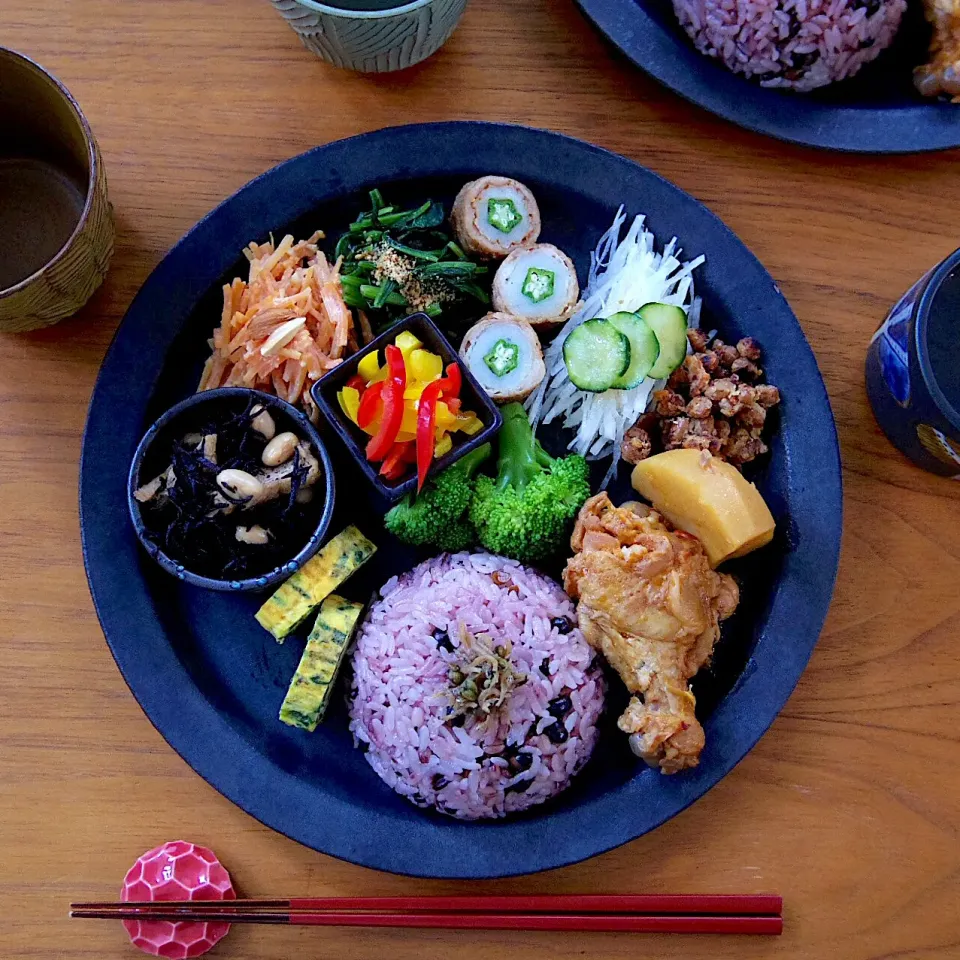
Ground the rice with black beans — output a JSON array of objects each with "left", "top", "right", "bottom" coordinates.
[
  {"left": 348, "top": 552, "right": 605, "bottom": 819},
  {"left": 671, "top": 0, "right": 907, "bottom": 91}
]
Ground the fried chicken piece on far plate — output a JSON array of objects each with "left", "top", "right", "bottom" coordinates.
[
  {"left": 914, "top": 0, "right": 960, "bottom": 101},
  {"left": 563, "top": 493, "right": 738, "bottom": 774}
]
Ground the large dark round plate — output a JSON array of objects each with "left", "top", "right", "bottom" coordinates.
[
  {"left": 576, "top": 0, "right": 960, "bottom": 152},
  {"left": 81, "top": 122, "right": 841, "bottom": 878}
]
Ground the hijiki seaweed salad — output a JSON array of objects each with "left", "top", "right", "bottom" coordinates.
[
  {"left": 131, "top": 172, "right": 784, "bottom": 820},
  {"left": 133, "top": 396, "right": 324, "bottom": 580}
]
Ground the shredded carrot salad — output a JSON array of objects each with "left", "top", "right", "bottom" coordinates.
[{"left": 198, "top": 231, "right": 356, "bottom": 417}]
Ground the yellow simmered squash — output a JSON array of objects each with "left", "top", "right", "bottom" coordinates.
[{"left": 631, "top": 449, "right": 775, "bottom": 567}]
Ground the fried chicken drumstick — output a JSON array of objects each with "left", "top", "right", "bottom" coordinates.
[
  {"left": 563, "top": 494, "right": 738, "bottom": 773},
  {"left": 914, "top": 0, "right": 960, "bottom": 101}
]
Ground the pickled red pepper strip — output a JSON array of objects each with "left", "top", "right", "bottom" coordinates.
[
  {"left": 380, "top": 440, "right": 413, "bottom": 480},
  {"left": 416, "top": 381, "right": 443, "bottom": 491},
  {"left": 366, "top": 345, "right": 406, "bottom": 461},
  {"left": 357, "top": 380, "right": 384, "bottom": 429},
  {"left": 386, "top": 344, "right": 407, "bottom": 393},
  {"left": 437, "top": 362, "right": 461, "bottom": 399}
]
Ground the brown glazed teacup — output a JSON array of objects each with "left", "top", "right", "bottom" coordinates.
[{"left": 0, "top": 48, "right": 114, "bottom": 332}]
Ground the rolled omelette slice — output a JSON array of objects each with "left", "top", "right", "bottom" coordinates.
[
  {"left": 255, "top": 525, "right": 376, "bottom": 641},
  {"left": 451, "top": 175, "right": 541, "bottom": 258},
  {"left": 492, "top": 243, "right": 580, "bottom": 329},
  {"left": 279, "top": 594, "right": 364, "bottom": 732}
]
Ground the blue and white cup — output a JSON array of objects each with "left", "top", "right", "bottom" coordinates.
[
  {"left": 269, "top": 0, "right": 470, "bottom": 72},
  {"left": 865, "top": 248, "right": 960, "bottom": 477}
]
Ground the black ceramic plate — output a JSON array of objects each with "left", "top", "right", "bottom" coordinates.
[
  {"left": 81, "top": 122, "right": 841, "bottom": 879},
  {"left": 576, "top": 0, "right": 960, "bottom": 152}
]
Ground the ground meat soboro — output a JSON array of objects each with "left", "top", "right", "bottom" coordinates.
[{"left": 620, "top": 329, "right": 781, "bottom": 469}]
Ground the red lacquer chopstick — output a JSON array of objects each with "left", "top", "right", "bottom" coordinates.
[
  {"left": 69, "top": 894, "right": 784, "bottom": 935},
  {"left": 88, "top": 893, "right": 781, "bottom": 916},
  {"left": 296, "top": 894, "right": 782, "bottom": 915},
  {"left": 289, "top": 912, "right": 783, "bottom": 934},
  {"left": 72, "top": 909, "right": 780, "bottom": 934}
]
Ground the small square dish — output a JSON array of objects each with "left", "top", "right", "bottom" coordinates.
[{"left": 311, "top": 312, "right": 502, "bottom": 501}]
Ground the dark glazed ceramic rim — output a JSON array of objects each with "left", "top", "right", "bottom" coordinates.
[
  {"left": 915, "top": 247, "right": 960, "bottom": 431},
  {"left": 127, "top": 387, "right": 336, "bottom": 592},
  {"left": 294, "top": 0, "right": 435, "bottom": 15},
  {"left": 574, "top": 0, "right": 960, "bottom": 154},
  {"left": 81, "top": 122, "right": 842, "bottom": 878},
  {"left": 0, "top": 46, "right": 100, "bottom": 298}
]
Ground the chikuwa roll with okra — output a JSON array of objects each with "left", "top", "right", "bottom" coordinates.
[
  {"left": 451, "top": 176, "right": 541, "bottom": 259},
  {"left": 460, "top": 312, "right": 545, "bottom": 403},
  {"left": 492, "top": 243, "right": 580, "bottom": 329}
]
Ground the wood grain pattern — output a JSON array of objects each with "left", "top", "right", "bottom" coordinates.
[{"left": 1, "top": 1, "right": 958, "bottom": 957}]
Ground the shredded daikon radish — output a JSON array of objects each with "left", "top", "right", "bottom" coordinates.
[{"left": 526, "top": 208, "right": 704, "bottom": 488}]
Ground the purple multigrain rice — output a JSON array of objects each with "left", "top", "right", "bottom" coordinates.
[
  {"left": 348, "top": 552, "right": 605, "bottom": 820},
  {"left": 671, "top": 0, "right": 906, "bottom": 92}
]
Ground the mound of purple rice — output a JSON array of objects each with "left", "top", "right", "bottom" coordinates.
[
  {"left": 672, "top": 0, "right": 907, "bottom": 91},
  {"left": 348, "top": 553, "right": 605, "bottom": 820}
]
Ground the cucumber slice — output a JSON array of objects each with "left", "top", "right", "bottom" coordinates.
[
  {"left": 639, "top": 303, "right": 689, "bottom": 379},
  {"left": 563, "top": 319, "right": 630, "bottom": 392},
  {"left": 607, "top": 312, "right": 660, "bottom": 389}
]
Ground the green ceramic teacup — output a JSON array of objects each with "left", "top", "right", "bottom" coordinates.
[{"left": 270, "top": 0, "right": 470, "bottom": 72}]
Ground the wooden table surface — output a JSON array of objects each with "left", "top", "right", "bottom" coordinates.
[{"left": 2, "top": 1, "right": 959, "bottom": 957}]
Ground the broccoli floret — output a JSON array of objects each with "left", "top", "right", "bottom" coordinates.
[
  {"left": 470, "top": 403, "right": 590, "bottom": 564},
  {"left": 384, "top": 443, "right": 491, "bottom": 551}
]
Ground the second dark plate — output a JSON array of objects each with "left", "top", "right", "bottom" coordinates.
[{"left": 576, "top": 0, "right": 960, "bottom": 153}]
